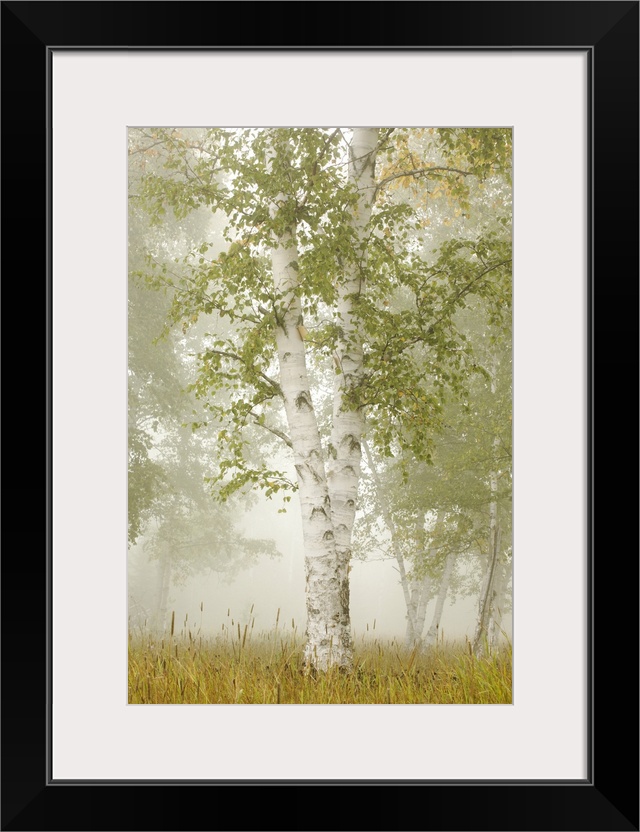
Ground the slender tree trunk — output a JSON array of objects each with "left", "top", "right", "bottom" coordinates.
[
  {"left": 151, "top": 547, "right": 172, "bottom": 635},
  {"left": 412, "top": 512, "right": 447, "bottom": 645},
  {"left": 400, "top": 512, "right": 445, "bottom": 648},
  {"left": 362, "top": 439, "right": 418, "bottom": 647},
  {"left": 472, "top": 524, "right": 500, "bottom": 657},
  {"left": 267, "top": 129, "right": 378, "bottom": 671},
  {"left": 404, "top": 609, "right": 417, "bottom": 648},
  {"left": 473, "top": 374, "right": 501, "bottom": 657},
  {"left": 327, "top": 127, "right": 379, "bottom": 655},
  {"left": 412, "top": 573, "right": 432, "bottom": 647},
  {"left": 472, "top": 353, "right": 503, "bottom": 658},
  {"left": 271, "top": 223, "right": 344, "bottom": 671},
  {"left": 267, "top": 129, "right": 379, "bottom": 671},
  {"left": 403, "top": 579, "right": 425, "bottom": 649},
  {"left": 488, "top": 532, "right": 506, "bottom": 649},
  {"left": 424, "top": 551, "right": 456, "bottom": 648}
]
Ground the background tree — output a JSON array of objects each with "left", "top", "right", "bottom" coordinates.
[
  {"left": 128, "top": 129, "right": 281, "bottom": 633},
  {"left": 352, "top": 135, "right": 512, "bottom": 653}
]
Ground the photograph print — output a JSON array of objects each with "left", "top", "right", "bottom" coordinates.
[{"left": 127, "top": 126, "right": 513, "bottom": 705}]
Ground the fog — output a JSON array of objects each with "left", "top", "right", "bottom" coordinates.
[{"left": 128, "top": 492, "right": 511, "bottom": 645}]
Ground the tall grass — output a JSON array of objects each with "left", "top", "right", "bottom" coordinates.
[{"left": 128, "top": 611, "right": 511, "bottom": 705}]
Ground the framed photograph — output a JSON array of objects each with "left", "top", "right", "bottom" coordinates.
[{"left": 2, "top": 2, "right": 637, "bottom": 829}]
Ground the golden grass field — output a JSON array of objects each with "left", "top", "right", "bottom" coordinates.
[{"left": 129, "top": 615, "right": 512, "bottom": 705}]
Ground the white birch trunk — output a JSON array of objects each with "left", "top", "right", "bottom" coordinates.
[
  {"left": 266, "top": 142, "right": 343, "bottom": 670},
  {"left": 413, "top": 511, "right": 446, "bottom": 644},
  {"left": 327, "top": 127, "right": 379, "bottom": 651},
  {"left": 362, "top": 439, "right": 418, "bottom": 647},
  {"left": 473, "top": 365, "right": 501, "bottom": 656},
  {"left": 267, "top": 129, "right": 378, "bottom": 671},
  {"left": 271, "top": 228, "right": 345, "bottom": 671},
  {"left": 151, "top": 547, "right": 171, "bottom": 635},
  {"left": 488, "top": 567, "right": 504, "bottom": 648},
  {"left": 424, "top": 551, "right": 456, "bottom": 648},
  {"left": 488, "top": 529, "right": 506, "bottom": 649},
  {"left": 472, "top": 527, "right": 500, "bottom": 657},
  {"left": 472, "top": 466, "right": 502, "bottom": 654},
  {"left": 403, "top": 583, "right": 421, "bottom": 648},
  {"left": 412, "top": 573, "right": 432, "bottom": 647}
]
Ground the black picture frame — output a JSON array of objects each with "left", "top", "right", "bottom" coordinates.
[{"left": 2, "top": 2, "right": 638, "bottom": 830}]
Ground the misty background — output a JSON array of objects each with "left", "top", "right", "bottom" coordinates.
[
  {"left": 128, "top": 127, "right": 512, "bottom": 652},
  {"left": 128, "top": 495, "right": 502, "bottom": 643}
]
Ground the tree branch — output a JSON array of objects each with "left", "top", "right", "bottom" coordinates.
[
  {"left": 375, "top": 166, "right": 471, "bottom": 195},
  {"left": 250, "top": 416, "right": 292, "bottom": 449},
  {"left": 414, "top": 259, "right": 512, "bottom": 340},
  {"left": 206, "top": 348, "right": 283, "bottom": 396}
]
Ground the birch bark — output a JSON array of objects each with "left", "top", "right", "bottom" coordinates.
[
  {"left": 473, "top": 364, "right": 501, "bottom": 656},
  {"left": 412, "top": 573, "right": 432, "bottom": 647},
  {"left": 424, "top": 550, "right": 455, "bottom": 647},
  {"left": 362, "top": 439, "right": 419, "bottom": 647},
  {"left": 152, "top": 546, "right": 172, "bottom": 635},
  {"left": 327, "top": 127, "right": 379, "bottom": 653},
  {"left": 267, "top": 128, "right": 379, "bottom": 670},
  {"left": 270, "top": 224, "right": 345, "bottom": 670},
  {"left": 487, "top": 525, "right": 508, "bottom": 649},
  {"left": 404, "top": 583, "right": 420, "bottom": 648}
]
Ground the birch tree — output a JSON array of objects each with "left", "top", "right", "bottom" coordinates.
[
  {"left": 355, "top": 298, "right": 512, "bottom": 653},
  {"left": 132, "top": 126, "right": 512, "bottom": 671},
  {"left": 472, "top": 349, "right": 512, "bottom": 656}
]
